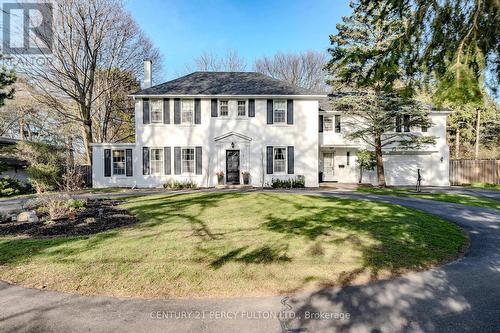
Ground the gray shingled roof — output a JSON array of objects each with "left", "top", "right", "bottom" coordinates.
[
  {"left": 132, "top": 72, "right": 323, "bottom": 96},
  {"left": 319, "top": 93, "right": 452, "bottom": 112}
]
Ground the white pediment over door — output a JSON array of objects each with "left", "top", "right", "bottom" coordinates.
[{"left": 214, "top": 131, "right": 252, "bottom": 143}]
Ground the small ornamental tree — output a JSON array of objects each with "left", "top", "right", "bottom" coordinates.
[{"left": 356, "top": 149, "right": 376, "bottom": 184}]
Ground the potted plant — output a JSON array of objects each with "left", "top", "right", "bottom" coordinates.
[
  {"left": 216, "top": 171, "right": 225, "bottom": 185},
  {"left": 241, "top": 171, "right": 250, "bottom": 185}
]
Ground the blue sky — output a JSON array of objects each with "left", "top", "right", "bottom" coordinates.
[{"left": 125, "top": 0, "right": 352, "bottom": 80}]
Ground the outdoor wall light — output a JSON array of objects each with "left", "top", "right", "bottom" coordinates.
[
  {"left": 231, "top": 142, "right": 235, "bottom": 148},
  {"left": 440, "top": 156, "right": 444, "bottom": 163}
]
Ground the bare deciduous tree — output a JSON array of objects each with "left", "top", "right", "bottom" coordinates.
[
  {"left": 185, "top": 50, "right": 247, "bottom": 73},
  {"left": 254, "top": 51, "right": 328, "bottom": 91},
  {"left": 16, "top": 0, "right": 161, "bottom": 164}
]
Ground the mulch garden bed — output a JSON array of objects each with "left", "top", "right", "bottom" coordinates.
[{"left": 0, "top": 199, "right": 137, "bottom": 238}]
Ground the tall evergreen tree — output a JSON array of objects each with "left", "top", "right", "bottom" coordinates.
[
  {"left": 326, "top": 1, "right": 435, "bottom": 186},
  {"left": 0, "top": 59, "right": 16, "bottom": 107}
]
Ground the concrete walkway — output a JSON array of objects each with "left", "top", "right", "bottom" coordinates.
[{"left": 0, "top": 191, "right": 499, "bottom": 332}]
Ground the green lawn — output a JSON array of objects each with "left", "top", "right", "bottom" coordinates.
[
  {"left": 0, "top": 192, "right": 466, "bottom": 298},
  {"left": 468, "top": 183, "right": 500, "bottom": 191},
  {"left": 357, "top": 187, "right": 500, "bottom": 210}
]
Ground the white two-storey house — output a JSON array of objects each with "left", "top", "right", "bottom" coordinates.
[{"left": 92, "top": 60, "right": 450, "bottom": 188}]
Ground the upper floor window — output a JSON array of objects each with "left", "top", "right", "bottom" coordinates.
[
  {"left": 273, "top": 100, "right": 286, "bottom": 123},
  {"left": 237, "top": 100, "right": 246, "bottom": 117},
  {"left": 112, "top": 150, "right": 125, "bottom": 175},
  {"left": 150, "top": 148, "right": 163, "bottom": 174},
  {"left": 273, "top": 147, "right": 286, "bottom": 173},
  {"left": 323, "top": 116, "right": 333, "bottom": 131},
  {"left": 219, "top": 100, "right": 229, "bottom": 117},
  {"left": 150, "top": 100, "right": 163, "bottom": 123},
  {"left": 181, "top": 148, "right": 195, "bottom": 173},
  {"left": 335, "top": 115, "right": 341, "bottom": 133},
  {"left": 181, "top": 100, "right": 194, "bottom": 124}
]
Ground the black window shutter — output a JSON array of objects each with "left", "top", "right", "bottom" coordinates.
[
  {"left": 266, "top": 146, "right": 273, "bottom": 174},
  {"left": 174, "top": 99, "right": 181, "bottom": 124},
  {"left": 395, "top": 115, "right": 402, "bottom": 132},
  {"left": 287, "top": 99, "right": 294, "bottom": 124},
  {"left": 163, "top": 99, "right": 170, "bottom": 124},
  {"left": 143, "top": 99, "right": 150, "bottom": 124},
  {"left": 211, "top": 99, "right": 218, "bottom": 117},
  {"left": 194, "top": 99, "right": 201, "bottom": 124},
  {"left": 267, "top": 99, "right": 273, "bottom": 124},
  {"left": 335, "top": 115, "right": 341, "bottom": 133},
  {"left": 104, "top": 149, "right": 111, "bottom": 177},
  {"left": 164, "top": 147, "right": 171, "bottom": 175},
  {"left": 287, "top": 146, "right": 294, "bottom": 174},
  {"left": 319, "top": 115, "right": 324, "bottom": 133},
  {"left": 195, "top": 146, "right": 202, "bottom": 175},
  {"left": 248, "top": 99, "right": 255, "bottom": 117},
  {"left": 126, "top": 149, "right": 133, "bottom": 176},
  {"left": 142, "top": 147, "right": 150, "bottom": 175},
  {"left": 174, "top": 147, "right": 181, "bottom": 175},
  {"left": 404, "top": 115, "right": 411, "bottom": 132}
]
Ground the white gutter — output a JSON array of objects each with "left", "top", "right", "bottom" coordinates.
[{"left": 129, "top": 94, "right": 327, "bottom": 99}]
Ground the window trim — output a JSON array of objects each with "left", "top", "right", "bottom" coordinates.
[
  {"left": 181, "top": 147, "right": 196, "bottom": 175},
  {"left": 150, "top": 99, "right": 163, "bottom": 124},
  {"left": 273, "top": 146, "right": 287, "bottom": 174},
  {"left": 112, "top": 149, "right": 126, "bottom": 176},
  {"left": 236, "top": 100, "right": 247, "bottom": 118},
  {"left": 218, "top": 100, "right": 230, "bottom": 118},
  {"left": 273, "top": 99, "right": 287, "bottom": 124},
  {"left": 181, "top": 99, "right": 194, "bottom": 124},
  {"left": 149, "top": 147, "right": 164, "bottom": 175}
]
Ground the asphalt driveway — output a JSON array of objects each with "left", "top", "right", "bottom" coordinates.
[{"left": 0, "top": 191, "right": 499, "bottom": 332}]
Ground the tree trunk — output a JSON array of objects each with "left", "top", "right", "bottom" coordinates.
[
  {"left": 455, "top": 127, "right": 460, "bottom": 159},
  {"left": 475, "top": 108, "right": 481, "bottom": 159},
  {"left": 374, "top": 133, "right": 386, "bottom": 187}
]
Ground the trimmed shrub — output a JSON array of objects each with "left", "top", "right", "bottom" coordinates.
[
  {"left": 163, "top": 180, "right": 198, "bottom": 190},
  {"left": 271, "top": 176, "right": 305, "bottom": 189},
  {"left": 36, "top": 194, "right": 86, "bottom": 220},
  {"left": 0, "top": 176, "right": 32, "bottom": 197}
]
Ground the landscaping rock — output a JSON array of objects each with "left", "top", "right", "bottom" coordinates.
[{"left": 17, "top": 210, "right": 39, "bottom": 223}]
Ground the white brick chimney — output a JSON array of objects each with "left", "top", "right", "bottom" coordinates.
[{"left": 143, "top": 59, "right": 152, "bottom": 89}]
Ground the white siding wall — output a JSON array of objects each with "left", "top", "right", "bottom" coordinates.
[{"left": 92, "top": 98, "right": 319, "bottom": 188}]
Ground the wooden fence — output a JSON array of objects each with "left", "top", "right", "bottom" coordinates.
[{"left": 449, "top": 160, "right": 500, "bottom": 185}]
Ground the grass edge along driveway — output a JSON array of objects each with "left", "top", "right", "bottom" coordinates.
[
  {"left": 0, "top": 192, "right": 466, "bottom": 299},
  {"left": 357, "top": 187, "right": 500, "bottom": 210}
]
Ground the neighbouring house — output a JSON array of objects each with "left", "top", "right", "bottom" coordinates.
[{"left": 91, "top": 60, "right": 450, "bottom": 188}]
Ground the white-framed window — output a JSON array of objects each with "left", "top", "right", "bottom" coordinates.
[
  {"left": 150, "top": 148, "right": 163, "bottom": 174},
  {"left": 273, "top": 100, "right": 286, "bottom": 123},
  {"left": 181, "top": 148, "right": 195, "bottom": 174},
  {"left": 237, "top": 100, "right": 246, "bottom": 117},
  {"left": 273, "top": 147, "right": 287, "bottom": 173},
  {"left": 150, "top": 99, "right": 163, "bottom": 123},
  {"left": 181, "top": 99, "right": 194, "bottom": 124},
  {"left": 112, "top": 150, "right": 125, "bottom": 175},
  {"left": 323, "top": 116, "right": 333, "bottom": 131},
  {"left": 219, "top": 100, "right": 229, "bottom": 117}
]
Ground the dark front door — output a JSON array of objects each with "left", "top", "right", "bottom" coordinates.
[{"left": 226, "top": 150, "right": 240, "bottom": 184}]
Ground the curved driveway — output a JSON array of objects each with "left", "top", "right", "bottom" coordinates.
[{"left": 0, "top": 191, "right": 499, "bottom": 333}]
